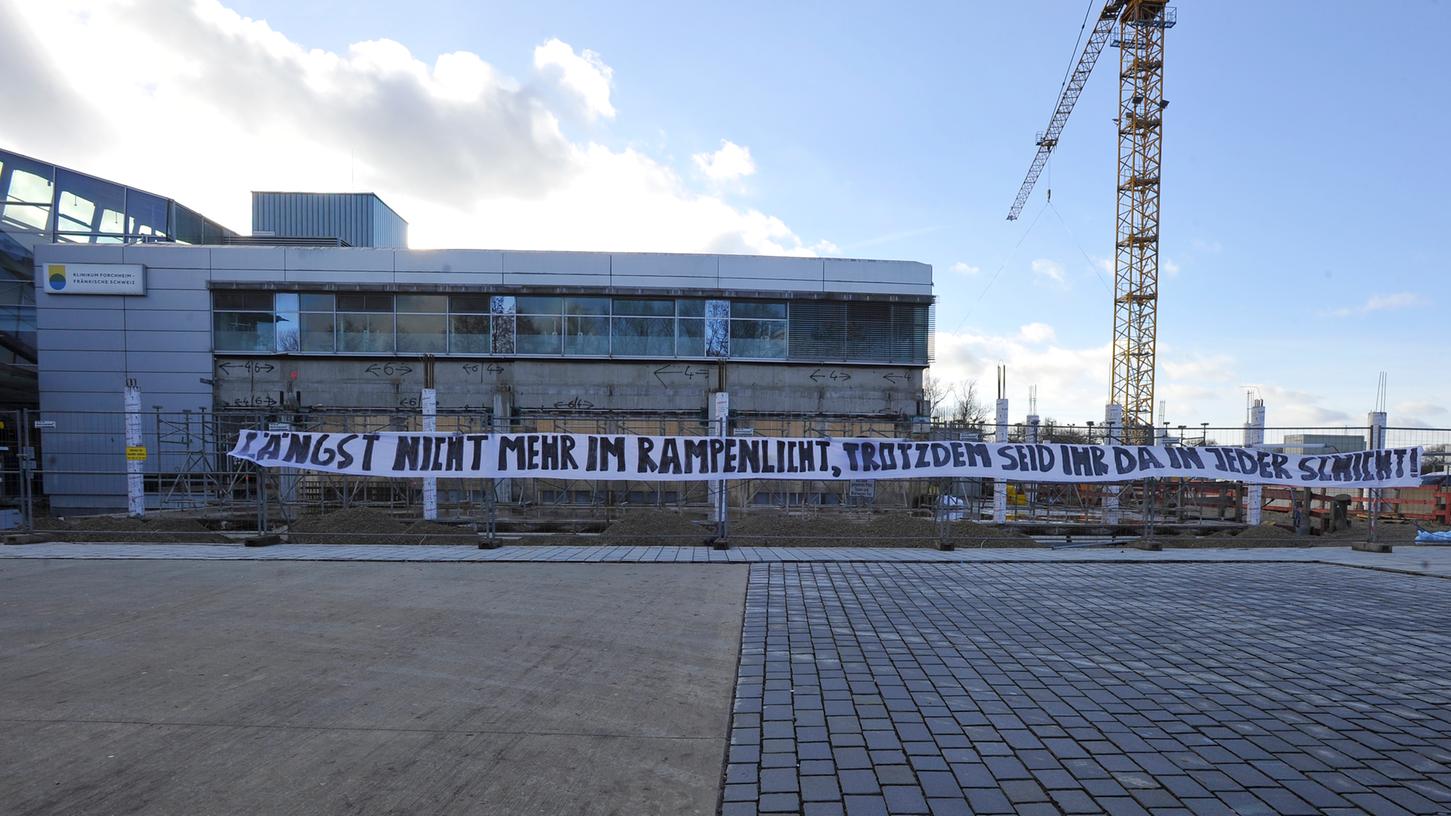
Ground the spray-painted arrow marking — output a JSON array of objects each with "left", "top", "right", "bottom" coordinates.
[
  {"left": 365, "top": 363, "right": 414, "bottom": 377},
  {"left": 653, "top": 365, "right": 708, "bottom": 386},
  {"left": 217, "top": 361, "right": 275, "bottom": 375}
]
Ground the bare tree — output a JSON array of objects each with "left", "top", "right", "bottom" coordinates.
[
  {"left": 922, "top": 374, "right": 951, "bottom": 419},
  {"left": 948, "top": 380, "right": 989, "bottom": 428}
]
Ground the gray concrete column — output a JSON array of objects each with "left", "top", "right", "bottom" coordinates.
[
  {"left": 124, "top": 381, "right": 144, "bottom": 518},
  {"left": 993, "top": 398, "right": 1009, "bottom": 524},
  {"left": 1244, "top": 399, "right": 1266, "bottom": 525},
  {"left": 422, "top": 387, "right": 438, "bottom": 521},
  {"left": 1367, "top": 410, "right": 1388, "bottom": 542},
  {"left": 492, "top": 389, "right": 513, "bottom": 506},
  {"left": 710, "top": 391, "right": 729, "bottom": 534},
  {"left": 1103, "top": 403, "right": 1123, "bottom": 525},
  {"left": 1024, "top": 414, "right": 1040, "bottom": 509}
]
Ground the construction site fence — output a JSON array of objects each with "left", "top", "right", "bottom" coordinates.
[{"left": 1, "top": 409, "right": 1447, "bottom": 544}]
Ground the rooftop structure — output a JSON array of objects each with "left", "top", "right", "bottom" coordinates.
[{"left": 251, "top": 192, "right": 408, "bottom": 248}]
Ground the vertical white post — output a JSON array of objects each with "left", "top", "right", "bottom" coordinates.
[
  {"left": 993, "top": 397, "right": 1009, "bottom": 524},
  {"left": 1103, "top": 403, "right": 1123, "bottom": 525},
  {"left": 1367, "top": 410, "right": 1387, "bottom": 542},
  {"left": 492, "top": 391, "right": 511, "bottom": 505},
  {"left": 710, "top": 391, "right": 730, "bottom": 532},
  {"left": 1244, "top": 399, "right": 1266, "bottom": 525},
  {"left": 1024, "top": 414, "right": 1040, "bottom": 508},
  {"left": 124, "top": 381, "right": 145, "bottom": 518},
  {"left": 421, "top": 387, "right": 438, "bottom": 521}
]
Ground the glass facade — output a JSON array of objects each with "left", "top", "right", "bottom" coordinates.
[
  {"left": 212, "top": 290, "right": 931, "bottom": 364},
  {"left": 1, "top": 149, "right": 233, "bottom": 249},
  {"left": 0, "top": 148, "right": 237, "bottom": 402}
]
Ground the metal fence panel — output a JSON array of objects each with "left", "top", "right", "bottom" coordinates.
[{"left": 12, "top": 408, "right": 1449, "bottom": 545}]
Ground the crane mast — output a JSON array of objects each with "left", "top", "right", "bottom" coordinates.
[
  {"left": 1109, "top": 1, "right": 1174, "bottom": 439},
  {"left": 1006, "top": 0, "right": 1175, "bottom": 441}
]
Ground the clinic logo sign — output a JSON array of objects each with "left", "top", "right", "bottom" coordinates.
[{"left": 42, "top": 263, "right": 146, "bottom": 295}]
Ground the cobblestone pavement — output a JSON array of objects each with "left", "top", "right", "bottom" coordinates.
[
  {"left": 4, "top": 542, "right": 1451, "bottom": 579},
  {"left": 724, "top": 563, "right": 1451, "bottom": 816}
]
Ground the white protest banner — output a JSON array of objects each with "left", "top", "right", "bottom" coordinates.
[{"left": 229, "top": 430, "right": 1424, "bottom": 489}]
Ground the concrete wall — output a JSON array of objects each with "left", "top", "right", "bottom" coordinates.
[
  {"left": 214, "top": 357, "right": 921, "bottom": 417},
  {"left": 34, "top": 244, "right": 931, "bottom": 513}
]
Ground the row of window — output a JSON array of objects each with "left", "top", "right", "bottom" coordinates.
[
  {"left": 212, "top": 291, "right": 930, "bottom": 363},
  {"left": 0, "top": 149, "right": 230, "bottom": 245}
]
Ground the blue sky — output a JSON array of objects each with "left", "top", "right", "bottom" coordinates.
[{"left": 3, "top": 0, "right": 1447, "bottom": 429}]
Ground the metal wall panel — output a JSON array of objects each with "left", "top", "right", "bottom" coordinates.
[
  {"left": 371, "top": 195, "right": 408, "bottom": 248},
  {"left": 252, "top": 192, "right": 407, "bottom": 248}
]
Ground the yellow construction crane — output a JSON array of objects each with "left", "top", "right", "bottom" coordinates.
[{"left": 1007, "top": 0, "right": 1176, "bottom": 440}]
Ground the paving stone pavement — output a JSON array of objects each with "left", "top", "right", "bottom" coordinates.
[
  {"left": 723, "top": 562, "right": 1451, "bottom": 816},
  {"left": 4, "top": 542, "right": 1451, "bottom": 580}
]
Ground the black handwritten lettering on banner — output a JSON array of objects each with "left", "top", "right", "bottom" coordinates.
[{"left": 229, "top": 432, "right": 1424, "bottom": 488}]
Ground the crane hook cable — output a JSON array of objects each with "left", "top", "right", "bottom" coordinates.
[
  {"left": 952, "top": 198, "right": 1050, "bottom": 332},
  {"left": 1048, "top": 199, "right": 1113, "bottom": 293}
]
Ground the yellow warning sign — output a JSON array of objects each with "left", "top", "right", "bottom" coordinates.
[{"left": 125, "top": 446, "right": 147, "bottom": 462}]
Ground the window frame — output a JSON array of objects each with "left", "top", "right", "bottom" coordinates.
[{"left": 207, "top": 288, "right": 927, "bottom": 365}]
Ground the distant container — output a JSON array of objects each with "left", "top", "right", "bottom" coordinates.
[
  {"left": 251, "top": 191, "right": 408, "bottom": 248},
  {"left": 1282, "top": 433, "right": 1366, "bottom": 456}
]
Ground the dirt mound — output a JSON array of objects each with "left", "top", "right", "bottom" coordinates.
[
  {"left": 1238, "top": 522, "right": 1310, "bottom": 546},
  {"left": 961, "top": 521, "right": 1042, "bottom": 547},
  {"left": 289, "top": 508, "right": 414, "bottom": 545},
  {"left": 145, "top": 517, "right": 215, "bottom": 533},
  {"left": 36, "top": 514, "right": 231, "bottom": 543},
  {"left": 285, "top": 508, "right": 476, "bottom": 545},
  {"left": 1318, "top": 520, "right": 1445, "bottom": 545},
  {"left": 1162, "top": 522, "right": 1308, "bottom": 549},
  {"left": 404, "top": 520, "right": 478, "bottom": 546},
  {"left": 731, "top": 511, "right": 835, "bottom": 547},
  {"left": 598, "top": 510, "right": 709, "bottom": 545}
]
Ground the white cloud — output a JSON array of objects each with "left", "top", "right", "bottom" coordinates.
[
  {"left": 1242, "top": 384, "right": 1354, "bottom": 426},
  {"left": 0, "top": 0, "right": 833, "bottom": 256},
  {"left": 950, "top": 261, "right": 981, "bottom": 276},
  {"left": 928, "top": 331, "right": 1375, "bottom": 428},
  {"left": 930, "top": 327, "right": 1109, "bottom": 423},
  {"left": 1030, "top": 258, "right": 1067, "bottom": 289},
  {"left": 1321, "top": 291, "right": 1426, "bottom": 318},
  {"left": 1163, "top": 257, "right": 1181, "bottom": 278},
  {"left": 532, "top": 37, "right": 615, "bottom": 121},
  {"left": 692, "top": 140, "right": 756, "bottom": 182},
  {"left": 1363, "top": 292, "right": 1423, "bottom": 311},
  {"left": 1017, "top": 323, "right": 1055, "bottom": 344},
  {"left": 1399, "top": 401, "right": 1447, "bottom": 417},
  {"left": 1396, "top": 401, "right": 1447, "bottom": 428},
  {"left": 1162, "top": 354, "right": 1235, "bottom": 385}
]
